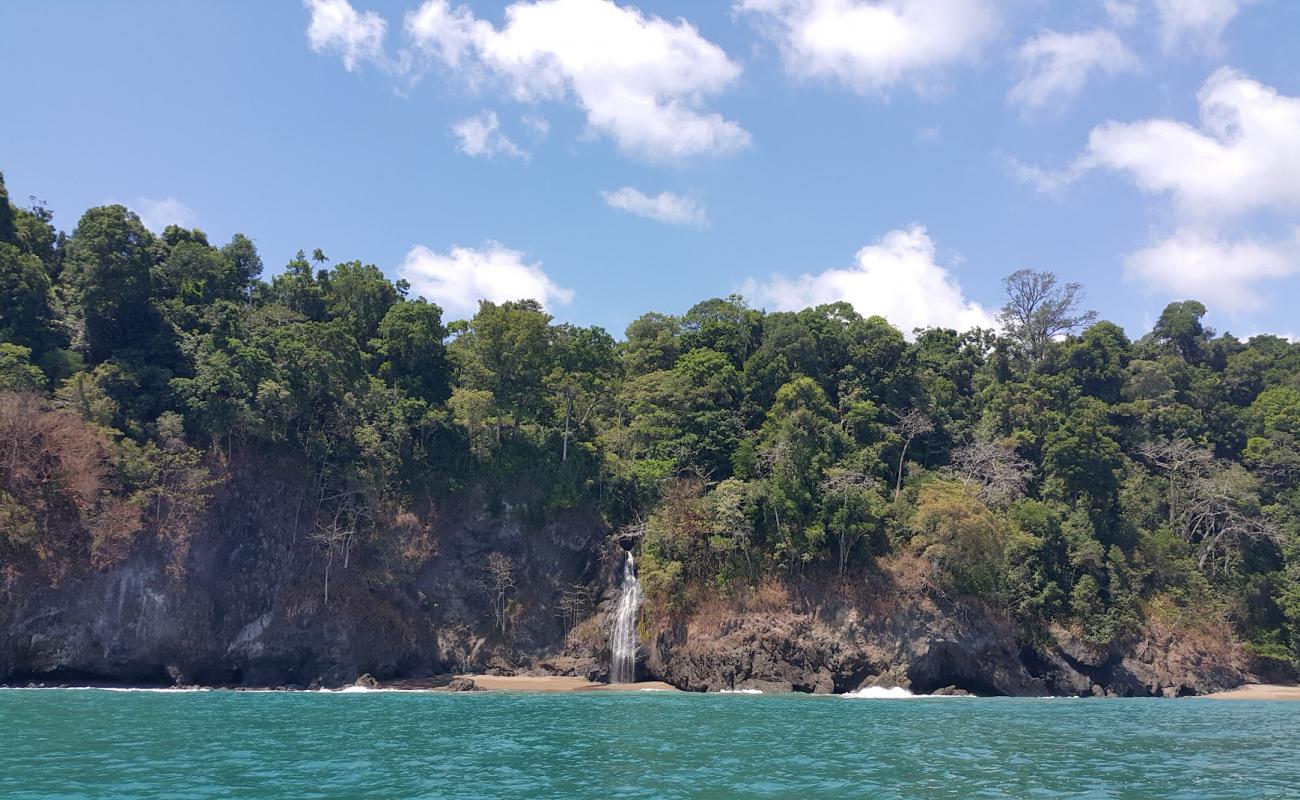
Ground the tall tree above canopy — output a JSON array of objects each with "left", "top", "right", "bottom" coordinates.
[
  {"left": 998, "top": 269, "right": 1097, "bottom": 365},
  {"left": 1151, "top": 301, "right": 1210, "bottom": 362},
  {"left": 63, "top": 205, "right": 157, "bottom": 363},
  {"left": 374, "top": 299, "right": 450, "bottom": 404},
  {"left": 452, "top": 300, "right": 554, "bottom": 438},
  {"left": 220, "top": 234, "right": 262, "bottom": 299}
]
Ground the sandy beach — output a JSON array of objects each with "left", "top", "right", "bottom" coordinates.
[
  {"left": 1201, "top": 684, "right": 1300, "bottom": 701},
  {"left": 463, "top": 675, "right": 678, "bottom": 692},
  {"left": 377, "top": 675, "right": 679, "bottom": 692}
]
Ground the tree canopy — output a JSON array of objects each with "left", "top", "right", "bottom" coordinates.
[{"left": 2, "top": 182, "right": 1299, "bottom": 673}]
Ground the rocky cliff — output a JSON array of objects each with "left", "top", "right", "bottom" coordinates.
[
  {"left": 642, "top": 556, "right": 1249, "bottom": 697},
  {"left": 0, "top": 457, "right": 610, "bottom": 688},
  {"left": 0, "top": 461, "right": 1250, "bottom": 696}
]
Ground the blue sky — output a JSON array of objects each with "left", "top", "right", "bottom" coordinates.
[{"left": 3, "top": 0, "right": 1299, "bottom": 340}]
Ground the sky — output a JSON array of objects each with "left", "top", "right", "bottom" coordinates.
[{"left": 2, "top": 0, "right": 1299, "bottom": 340}]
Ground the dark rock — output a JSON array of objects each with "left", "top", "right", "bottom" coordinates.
[
  {"left": 932, "top": 685, "right": 973, "bottom": 696},
  {"left": 0, "top": 457, "right": 1255, "bottom": 699},
  {"left": 354, "top": 673, "right": 380, "bottom": 689},
  {"left": 447, "top": 677, "right": 481, "bottom": 692}
]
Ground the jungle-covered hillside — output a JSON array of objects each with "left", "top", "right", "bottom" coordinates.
[{"left": 1, "top": 170, "right": 1297, "bottom": 677}]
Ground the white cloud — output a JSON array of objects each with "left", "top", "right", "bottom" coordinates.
[
  {"left": 522, "top": 114, "right": 551, "bottom": 138},
  {"left": 601, "top": 187, "right": 708, "bottom": 228},
  {"left": 1153, "top": 0, "right": 1245, "bottom": 53},
  {"left": 1125, "top": 229, "right": 1297, "bottom": 311},
  {"left": 1018, "top": 69, "right": 1300, "bottom": 309},
  {"left": 452, "top": 111, "right": 528, "bottom": 160},
  {"left": 405, "top": 0, "right": 749, "bottom": 161},
  {"left": 1103, "top": 1, "right": 1139, "bottom": 27},
  {"left": 735, "top": 0, "right": 998, "bottom": 95},
  {"left": 743, "top": 225, "right": 996, "bottom": 335},
  {"left": 135, "top": 198, "right": 197, "bottom": 233},
  {"left": 398, "top": 242, "right": 573, "bottom": 317},
  {"left": 1021, "top": 69, "right": 1300, "bottom": 217},
  {"left": 1081, "top": 68, "right": 1300, "bottom": 217},
  {"left": 1009, "top": 29, "right": 1138, "bottom": 113},
  {"left": 304, "top": 0, "right": 387, "bottom": 72}
]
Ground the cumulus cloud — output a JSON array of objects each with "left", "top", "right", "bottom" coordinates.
[
  {"left": 1081, "top": 69, "right": 1300, "bottom": 217},
  {"left": 398, "top": 242, "right": 573, "bottom": 317},
  {"left": 1018, "top": 69, "right": 1300, "bottom": 216},
  {"left": 1018, "top": 69, "right": 1300, "bottom": 309},
  {"left": 1125, "top": 229, "right": 1297, "bottom": 312},
  {"left": 452, "top": 111, "right": 527, "bottom": 160},
  {"left": 1009, "top": 29, "right": 1138, "bottom": 113},
  {"left": 303, "top": 0, "right": 387, "bottom": 71},
  {"left": 1153, "top": 0, "right": 1246, "bottom": 53},
  {"left": 735, "top": 0, "right": 998, "bottom": 95},
  {"left": 601, "top": 187, "right": 708, "bottom": 228},
  {"left": 743, "top": 225, "right": 996, "bottom": 335},
  {"left": 404, "top": 0, "right": 749, "bottom": 161},
  {"left": 134, "top": 198, "right": 197, "bottom": 233}
]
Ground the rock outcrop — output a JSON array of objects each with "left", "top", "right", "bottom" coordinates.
[
  {"left": 642, "top": 559, "right": 1249, "bottom": 697},
  {"left": 0, "top": 460, "right": 1252, "bottom": 696}
]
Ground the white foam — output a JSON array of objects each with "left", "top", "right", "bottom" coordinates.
[
  {"left": 1, "top": 686, "right": 210, "bottom": 693},
  {"left": 841, "top": 686, "right": 919, "bottom": 699},
  {"left": 718, "top": 689, "right": 764, "bottom": 694}
]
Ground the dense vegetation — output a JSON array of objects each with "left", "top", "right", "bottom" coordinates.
[{"left": 1, "top": 171, "right": 1298, "bottom": 673}]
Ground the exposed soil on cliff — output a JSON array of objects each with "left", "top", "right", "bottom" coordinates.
[{"left": 0, "top": 461, "right": 1254, "bottom": 696}]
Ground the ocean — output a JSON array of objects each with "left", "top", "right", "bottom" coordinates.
[{"left": 2, "top": 688, "right": 1297, "bottom": 798}]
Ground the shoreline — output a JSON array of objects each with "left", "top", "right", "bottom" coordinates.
[
  {"left": 1199, "top": 684, "right": 1300, "bottom": 701},
  {"left": 0, "top": 674, "right": 682, "bottom": 694},
  {"left": 4, "top": 678, "right": 1298, "bottom": 699}
]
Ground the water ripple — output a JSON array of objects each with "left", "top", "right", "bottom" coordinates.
[{"left": 1, "top": 690, "right": 1298, "bottom": 799}]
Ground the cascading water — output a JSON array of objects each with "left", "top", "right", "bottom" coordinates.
[{"left": 610, "top": 550, "right": 642, "bottom": 684}]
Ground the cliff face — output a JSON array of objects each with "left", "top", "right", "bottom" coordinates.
[
  {"left": 642, "top": 557, "right": 1249, "bottom": 697},
  {"left": 0, "top": 461, "right": 1250, "bottom": 695},
  {"left": 0, "top": 457, "right": 611, "bottom": 687}
]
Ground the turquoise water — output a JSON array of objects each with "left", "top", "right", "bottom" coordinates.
[{"left": 2, "top": 689, "right": 1298, "bottom": 799}]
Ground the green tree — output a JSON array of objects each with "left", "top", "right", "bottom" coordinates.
[
  {"left": 548, "top": 323, "right": 617, "bottom": 461},
  {"left": 63, "top": 205, "right": 159, "bottom": 362},
  {"left": 452, "top": 300, "right": 554, "bottom": 442},
  {"left": 374, "top": 299, "right": 451, "bottom": 404}
]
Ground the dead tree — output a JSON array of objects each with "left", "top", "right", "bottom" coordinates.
[
  {"left": 556, "top": 584, "right": 594, "bottom": 644},
  {"left": 484, "top": 552, "right": 517, "bottom": 635},
  {"left": 309, "top": 493, "right": 362, "bottom": 606},
  {"left": 820, "top": 468, "right": 875, "bottom": 576},
  {"left": 1138, "top": 439, "right": 1214, "bottom": 527},
  {"left": 951, "top": 440, "right": 1031, "bottom": 507},
  {"left": 889, "top": 409, "right": 934, "bottom": 499},
  {"left": 998, "top": 269, "right": 1097, "bottom": 363},
  {"left": 1180, "top": 466, "right": 1279, "bottom": 574}
]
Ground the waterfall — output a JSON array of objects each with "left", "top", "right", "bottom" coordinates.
[{"left": 610, "top": 550, "right": 642, "bottom": 684}]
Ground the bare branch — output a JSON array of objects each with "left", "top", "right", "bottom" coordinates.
[
  {"left": 951, "top": 440, "right": 1031, "bottom": 507},
  {"left": 998, "top": 269, "right": 1097, "bottom": 362}
]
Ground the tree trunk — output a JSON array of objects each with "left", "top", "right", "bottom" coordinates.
[
  {"left": 895, "top": 438, "right": 911, "bottom": 500},
  {"left": 562, "top": 397, "right": 572, "bottom": 462}
]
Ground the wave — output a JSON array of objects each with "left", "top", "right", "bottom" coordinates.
[
  {"left": 841, "top": 686, "right": 920, "bottom": 699},
  {"left": 0, "top": 686, "right": 211, "bottom": 693},
  {"left": 718, "top": 689, "right": 764, "bottom": 694}
]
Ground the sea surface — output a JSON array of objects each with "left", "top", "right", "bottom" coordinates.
[{"left": 3, "top": 688, "right": 1298, "bottom": 799}]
